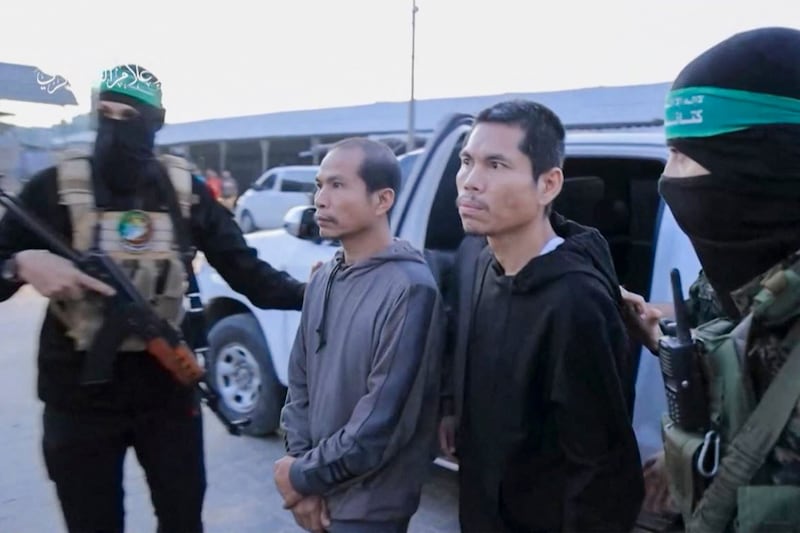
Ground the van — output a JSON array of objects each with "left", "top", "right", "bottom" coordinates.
[{"left": 234, "top": 165, "right": 319, "bottom": 232}]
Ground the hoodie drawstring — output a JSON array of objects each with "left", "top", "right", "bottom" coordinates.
[{"left": 316, "top": 258, "right": 343, "bottom": 352}]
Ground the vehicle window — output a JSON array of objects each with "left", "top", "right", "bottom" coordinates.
[
  {"left": 398, "top": 152, "right": 420, "bottom": 189},
  {"left": 560, "top": 156, "right": 664, "bottom": 298},
  {"left": 423, "top": 135, "right": 466, "bottom": 252},
  {"left": 280, "top": 169, "right": 317, "bottom": 193},
  {"left": 255, "top": 172, "right": 276, "bottom": 190}
]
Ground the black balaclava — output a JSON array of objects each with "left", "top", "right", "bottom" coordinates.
[
  {"left": 93, "top": 65, "right": 166, "bottom": 195},
  {"left": 658, "top": 27, "right": 800, "bottom": 318}
]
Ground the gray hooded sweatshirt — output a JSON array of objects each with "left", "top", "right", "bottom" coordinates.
[{"left": 281, "top": 239, "right": 445, "bottom": 522}]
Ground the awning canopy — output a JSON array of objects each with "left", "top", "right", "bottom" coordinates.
[{"left": 0, "top": 62, "right": 77, "bottom": 106}]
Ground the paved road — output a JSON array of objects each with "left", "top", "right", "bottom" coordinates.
[{"left": 0, "top": 288, "right": 460, "bottom": 533}]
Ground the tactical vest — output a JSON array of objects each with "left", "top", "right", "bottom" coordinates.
[
  {"left": 51, "top": 150, "right": 195, "bottom": 353},
  {"left": 663, "top": 254, "right": 800, "bottom": 532}
]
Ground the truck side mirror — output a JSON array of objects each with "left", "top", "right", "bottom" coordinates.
[{"left": 283, "top": 205, "right": 320, "bottom": 242}]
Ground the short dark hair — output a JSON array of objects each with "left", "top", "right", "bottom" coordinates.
[
  {"left": 330, "top": 137, "right": 401, "bottom": 194},
  {"left": 474, "top": 100, "right": 566, "bottom": 180}
]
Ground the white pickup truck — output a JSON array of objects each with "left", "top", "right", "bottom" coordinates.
[{"left": 194, "top": 113, "right": 702, "bottom": 461}]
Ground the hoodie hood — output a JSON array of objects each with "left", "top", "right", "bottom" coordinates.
[
  {"left": 331, "top": 239, "right": 427, "bottom": 277},
  {"left": 316, "top": 239, "right": 427, "bottom": 351},
  {"left": 507, "top": 213, "right": 621, "bottom": 301}
]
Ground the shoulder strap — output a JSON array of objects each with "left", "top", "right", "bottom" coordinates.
[
  {"left": 687, "top": 320, "right": 800, "bottom": 533},
  {"left": 157, "top": 154, "right": 194, "bottom": 219},
  {"left": 152, "top": 158, "right": 209, "bottom": 352},
  {"left": 56, "top": 151, "right": 194, "bottom": 250},
  {"left": 56, "top": 149, "right": 95, "bottom": 251}
]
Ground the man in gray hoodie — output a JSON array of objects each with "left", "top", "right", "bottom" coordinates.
[{"left": 274, "top": 138, "right": 446, "bottom": 533}]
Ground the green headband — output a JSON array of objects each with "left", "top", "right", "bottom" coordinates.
[
  {"left": 664, "top": 86, "right": 800, "bottom": 140},
  {"left": 99, "top": 65, "right": 163, "bottom": 108}
]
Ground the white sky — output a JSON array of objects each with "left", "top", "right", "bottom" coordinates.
[{"left": 2, "top": 0, "right": 799, "bottom": 127}]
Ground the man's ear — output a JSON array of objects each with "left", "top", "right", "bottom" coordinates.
[
  {"left": 374, "top": 187, "right": 396, "bottom": 216},
  {"left": 537, "top": 167, "right": 564, "bottom": 207}
]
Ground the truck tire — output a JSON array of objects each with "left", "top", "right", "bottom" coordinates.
[
  {"left": 239, "top": 211, "right": 256, "bottom": 233},
  {"left": 206, "top": 313, "right": 285, "bottom": 436}
]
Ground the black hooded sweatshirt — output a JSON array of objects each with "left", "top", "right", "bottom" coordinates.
[{"left": 451, "top": 214, "right": 644, "bottom": 533}]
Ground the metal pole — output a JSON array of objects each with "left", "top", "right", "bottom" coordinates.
[
  {"left": 219, "top": 141, "right": 227, "bottom": 173},
  {"left": 407, "top": 0, "right": 418, "bottom": 153},
  {"left": 260, "top": 139, "right": 270, "bottom": 173}
]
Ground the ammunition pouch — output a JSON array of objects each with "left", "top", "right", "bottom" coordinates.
[
  {"left": 662, "top": 317, "right": 754, "bottom": 529},
  {"left": 663, "top": 257, "right": 800, "bottom": 533},
  {"left": 52, "top": 149, "right": 195, "bottom": 352},
  {"left": 662, "top": 414, "right": 708, "bottom": 520}
]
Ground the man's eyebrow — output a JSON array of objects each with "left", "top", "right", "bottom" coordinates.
[
  {"left": 460, "top": 151, "right": 513, "bottom": 164},
  {"left": 316, "top": 174, "right": 344, "bottom": 183},
  {"left": 485, "top": 153, "right": 513, "bottom": 163}
]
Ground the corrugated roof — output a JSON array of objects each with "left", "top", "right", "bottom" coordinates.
[
  {"left": 154, "top": 82, "right": 671, "bottom": 145},
  {"left": 54, "top": 82, "right": 671, "bottom": 147},
  {"left": 52, "top": 129, "right": 95, "bottom": 146},
  {"left": 14, "top": 126, "right": 59, "bottom": 149},
  {"left": 0, "top": 62, "right": 78, "bottom": 106}
]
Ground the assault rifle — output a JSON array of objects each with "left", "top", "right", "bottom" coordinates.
[{"left": 0, "top": 188, "right": 248, "bottom": 435}]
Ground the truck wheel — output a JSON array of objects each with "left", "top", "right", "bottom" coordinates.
[{"left": 206, "top": 313, "right": 285, "bottom": 436}]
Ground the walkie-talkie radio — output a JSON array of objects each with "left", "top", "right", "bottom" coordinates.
[{"left": 658, "top": 269, "right": 709, "bottom": 433}]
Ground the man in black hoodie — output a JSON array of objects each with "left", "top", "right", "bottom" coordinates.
[{"left": 441, "top": 100, "right": 644, "bottom": 532}]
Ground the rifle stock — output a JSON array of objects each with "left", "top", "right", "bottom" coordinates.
[{"left": 146, "top": 337, "right": 205, "bottom": 386}]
